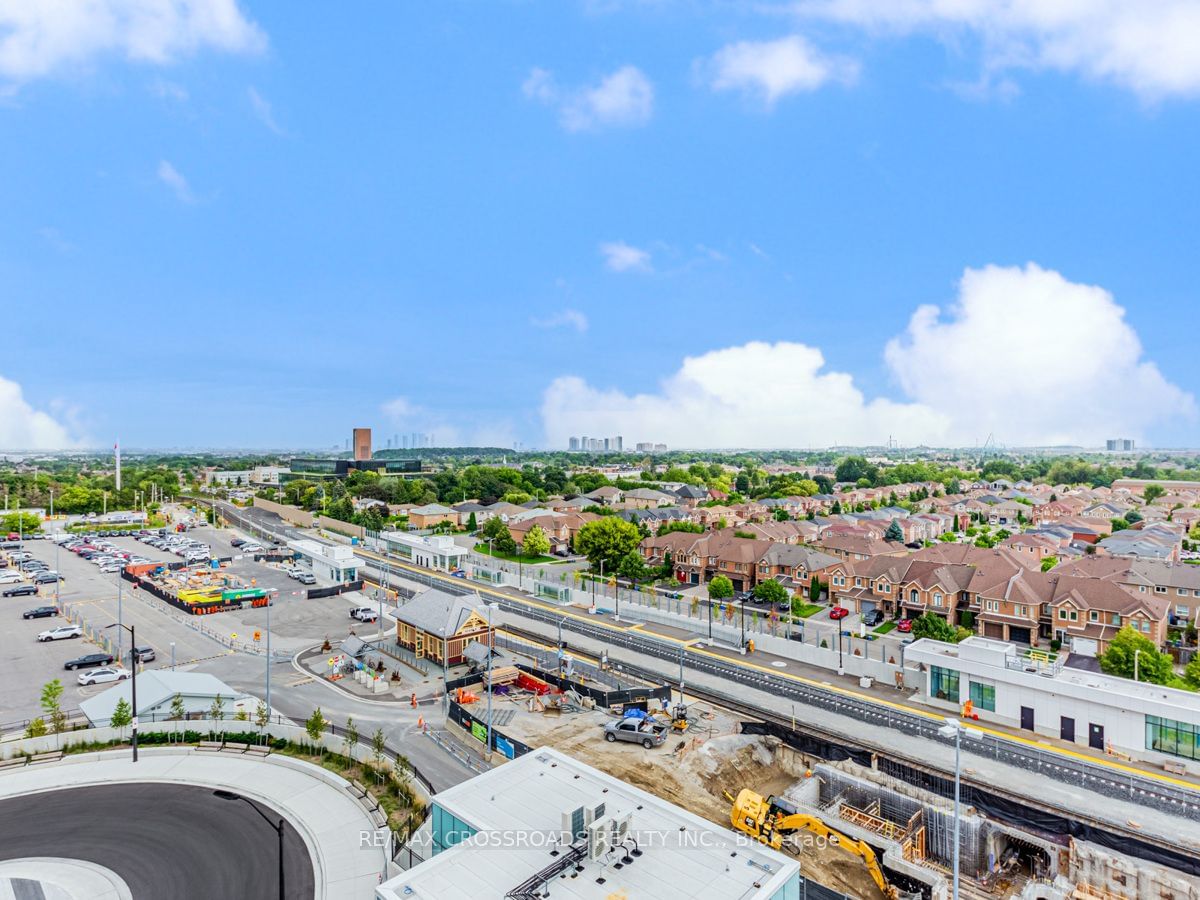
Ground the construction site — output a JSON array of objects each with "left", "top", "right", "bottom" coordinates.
[{"left": 450, "top": 635, "right": 1200, "bottom": 900}]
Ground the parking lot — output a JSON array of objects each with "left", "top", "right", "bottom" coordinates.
[{"left": 0, "top": 524, "right": 391, "bottom": 725}]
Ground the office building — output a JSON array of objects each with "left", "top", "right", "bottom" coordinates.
[
  {"left": 378, "top": 747, "right": 801, "bottom": 900},
  {"left": 353, "top": 427, "right": 372, "bottom": 461},
  {"left": 1106, "top": 438, "right": 1136, "bottom": 452}
]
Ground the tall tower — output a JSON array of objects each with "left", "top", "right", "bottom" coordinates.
[
  {"left": 352, "top": 428, "right": 372, "bottom": 461},
  {"left": 114, "top": 441, "right": 122, "bottom": 491}
]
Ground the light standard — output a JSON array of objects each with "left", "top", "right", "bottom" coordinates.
[
  {"left": 54, "top": 538, "right": 60, "bottom": 608},
  {"left": 170, "top": 641, "right": 176, "bottom": 671},
  {"left": 1134, "top": 648, "right": 1141, "bottom": 682},
  {"left": 484, "top": 602, "right": 499, "bottom": 758},
  {"left": 265, "top": 590, "right": 273, "bottom": 713},
  {"left": 213, "top": 790, "right": 285, "bottom": 900},
  {"left": 938, "top": 718, "right": 962, "bottom": 900},
  {"left": 105, "top": 622, "right": 139, "bottom": 763}
]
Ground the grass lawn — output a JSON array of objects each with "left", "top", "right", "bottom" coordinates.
[
  {"left": 473, "top": 544, "right": 557, "bottom": 564},
  {"left": 873, "top": 621, "right": 897, "bottom": 635},
  {"left": 791, "top": 603, "right": 822, "bottom": 618}
]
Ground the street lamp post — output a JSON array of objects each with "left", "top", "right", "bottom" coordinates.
[
  {"left": 105, "top": 622, "right": 138, "bottom": 763},
  {"left": 484, "top": 602, "right": 499, "bottom": 759},
  {"left": 213, "top": 790, "right": 285, "bottom": 900},
  {"left": 1134, "top": 648, "right": 1141, "bottom": 682},
  {"left": 938, "top": 719, "right": 962, "bottom": 900},
  {"left": 170, "top": 641, "right": 176, "bottom": 671},
  {"left": 266, "top": 590, "right": 273, "bottom": 713}
]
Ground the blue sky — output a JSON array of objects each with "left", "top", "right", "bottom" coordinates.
[{"left": 2, "top": 1, "right": 1200, "bottom": 450}]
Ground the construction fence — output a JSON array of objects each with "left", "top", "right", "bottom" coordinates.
[{"left": 445, "top": 698, "right": 533, "bottom": 761}]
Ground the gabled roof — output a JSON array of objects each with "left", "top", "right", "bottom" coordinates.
[
  {"left": 394, "top": 587, "right": 487, "bottom": 638},
  {"left": 79, "top": 671, "right": 237, "bottom": 725}
]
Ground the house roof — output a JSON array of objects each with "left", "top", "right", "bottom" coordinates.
[
  {"left": 79, "top": 671, "right": 238, "bottom": 725},
  {"left": 394, "top": 587, "right": 487, "bottom": 638},
  {"left": 410, "top": 503, "right": 455, "bottom": 515}
]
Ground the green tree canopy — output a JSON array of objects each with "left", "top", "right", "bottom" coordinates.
[
  {"left": 110, "top": 698, "right": 133, "bottom": 733},
  {"left": 617, "top": 550, "right": 649, "bottom": 582},
  {"left": 522, "top": 524, "right": 551, "bottom": 558},
  {"left": 884, "top": 519, "right": 904, "bottom": 542},
  {"left": 708, "top": 575, "right": 734, "bottom": 600},
  {"left": 1099, "top": 626, "right": 1174, "bottom": 684},
  {"left": 752, "top": 579, "right": 789, "bottom": 605},
  {"left": 574, "top": 517, "right": 642, "bottom": 573},
  {"left": 1142, "top": 484, "right": 1166, "bottom": 503},
  {"left": 910, "top": 612, "right": 959, "bottom": 643}
]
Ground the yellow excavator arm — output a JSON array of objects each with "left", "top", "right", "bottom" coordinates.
[{"left": 725, "top": 789, "right": 896, "bottom": 900}]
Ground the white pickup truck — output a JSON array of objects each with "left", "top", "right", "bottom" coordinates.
[{"left": 349, "top": 607, "right": 378, "bottom": 623}]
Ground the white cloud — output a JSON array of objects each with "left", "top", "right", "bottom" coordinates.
[
  {"left": 0, "top": 375, "right": 75, "bottom": 449},
  {"left": 523, "top": 64, "right": 654, "bottom": 131},
  {"left": 540, "top": 263, "right": 1194, "bottom": 448},
  {"left": 0, "top": 0, "right": 265, "bottom": 85},
  {"left": 248, "top": 86, "right": 284, "bottom": 134},
  {"left": 884, "top": 262, "right": 1195, "bottom": 446},
  {"left": 543, "top": 342, "right": 945, "bottom": 449},
  {"left": 381, "top": 396, "right": 420, "bottom": 421},
  {"left": 156, "top": 159, "right": 193, "bottom": 203},
  {"left": 704, "top": 34, "right": 859, "bottom": 105},
  {"left": 531, "top": 309, "right": 589, "bottom": 333},
  {"left": 795, "top": 0, "right": 1200, "bottom": 98},
  {"left": 599, "top": 240, "right": 652, "bottom": 273}
]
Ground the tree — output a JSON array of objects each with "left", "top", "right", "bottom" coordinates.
[
  {"left": 617, "top": 550, "right": 649, "bottom": 582},
  {"left": 910, "top": 612, "right": 958, "bottom": 643},
  {"left": 830, "top": 500, "right": 842, "bottom": 515},
  {"left": 522, "top": 525, "right": 551, "bottom": 559},
  {"left": 708, "top": 575, "right": 734, "bottom": 601},
  {"left": 371, "top": 726, "right": 387, "bottom": 782},
  {"left": 773, "top": 507, "right": 790, "bottom": 522},
  {"left": 343, "top": 716, "right": 359, "bottom": 760},
  {"left": 305, "top": 707, "right": 327, "bottom": 754},
  {"left": 170, "top": 693, "right": 186, "bottom": 720},
  {"left": 808, "top": 576, "right": 821, "bottom": 604},
  {"left": 1143, "top": 484, "right": 1166, "bottom": 504},
  {"left": 110, "top": 698, "right": 133, "bottom": 738},
  {"left": 25, "top": 718, "right": 47, "bottom": 738},
  {"left": 1040, "top": 556, "right": 1058, "bottom": 572},
  {"left": 753, "top": 580, "right": 788, "bottom": 606},
  {"left": 835, "top": 456, "right": 877, "bottom": 485},
  {"left": 884, "top": 519, "right": 904, "bottom": 543},
  {"left": 938, "top": 532, "right": 957, "bottom": 542},
  {"left": 40, "top": 679, "right": 67, "bottom": 736},
  {"left": 480, "top": 515, "right": 517, "bottom": 555},
  {"left": 1185, "top": 654, "right": 1200, "bottom": 689},
  {"left": 209, "top": 694, "right": 226, "bottom": 722},
  {"left": 574, "top": 517, "right": 642, "bottom": 573},
  {"left": 1099, "top": 626, "right": 1174, "bottom": 684},
  {"left": 466, "top": 511, "right": 478, "bottom": 532}
]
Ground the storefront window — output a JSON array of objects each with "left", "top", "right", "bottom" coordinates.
[
  {"left": 930, "top": 665, "right": 960, "bottom": 703},
  {"left": 969, "top": 680, "right": 996, "bottom": 712},
  {"left": 1146, "top": 716, "right": 1200, "bottom": 761}
]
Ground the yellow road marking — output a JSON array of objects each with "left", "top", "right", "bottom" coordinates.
[{"left": 359, "top": 546, "right": 1200, "bottom": 792}]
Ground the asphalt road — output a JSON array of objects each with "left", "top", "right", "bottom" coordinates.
[{"left": 0, "top": 783, "right": 314, "bottom": 900}]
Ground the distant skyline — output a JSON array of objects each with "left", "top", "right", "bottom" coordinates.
[{"left": 3, "top": 2, "right": 1200, "bottom": 450}]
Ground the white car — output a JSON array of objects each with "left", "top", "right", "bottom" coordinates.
[
  {"left": 241, "top": 543, "right": 263, "bottom": 553},
  {"left": 37, "top": 624, "right": 83, "bottom": 642},
  {"left": 0, "top": 571, "right": 22, "bottom": 584},
  {"left": 77, "top": 666, "right": 130, "bottom": 686}
]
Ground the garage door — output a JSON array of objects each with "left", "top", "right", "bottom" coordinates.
[
  {"left": 1008, "top": 626, "right": 1032, "bottom": 646},
  {"left": 1071, "top": 637, "right": 1098, "bottom": 657},
  {"left": 983, "top": 622, "right": 1004, "bottom": 639},
  {"left": 859, "top": 600, "right": 877, "bottom": 615}
]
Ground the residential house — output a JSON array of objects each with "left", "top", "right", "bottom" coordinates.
[
  {"left": 1056, "top": 556, "right": 1200, "bottom": 627},
  {"left": 815, "top": 533, "right": 909, "bottom": 563},
  {"left": 407, "top": 503, "right": 458, "bottom": 529},
  {"left": 585, "top": 485, "right": 623, "bottom": 506},
  {"left": 987, "top": 500, "right": 1028, "bottom": 528},
  {"left": 508, "top": 512, "right": 599, "bottom": 554},
  {"left": 621, "top": 487, "right": 677, "bottom": 509},
  {"left": 756, "top": 544, "right": 841, "bottom": 592},
  {"left": 1048, "top": 576, "right": 1170, "bottom": 656},
  {"left": 393, "top": 587, "right": 493, "bottom": 667},
  {"left": 1097, "top": 522, "right": 1183, "bottom": 561},
  {"left": 1000, "top": 533, "right": 1061, "bottom": 565}
]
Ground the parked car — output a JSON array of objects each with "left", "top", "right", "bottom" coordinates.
[
  {"left": 4, "top": 584, "right": 38, "bottom": 597},
  {"left": 861, "top": 609, "right": 885, "bottom": 627},
  {"left": 33, "top": 572, "right": 62, "bottom": 585},
  {"left": 602, "top": 716, "right": 668, "bottom": 749},
  {"left": 22, "top": 606, "right": 57, "bottom": 619},
  {"left": 77, "top": 666, "right": 130, "bottom": 685},
  {"left": 241, "top": 543, "right": 263, "bottom": 553},
  {"left": 64, "top": 651, "right": 116, "bottom": 671},
  {"left": 230, "top": 538, "right": 246, "bottom": 548},
  {"left": 38, "top": 624, "right": 82, "bottom": 641},
  {"left": 295, "top": 572, "right": 316, "bottom": 585},
  {"left": 349, "top": 607, "right": 378, "bottom": 622},
  {"left": 828, "top": 606, "right": 850, "bottom": 621},
  {"left": 132, "top": 645, "right": 156, "bottom": 662},
  {"left": 0, "top": 572, "right": 23, "bottom": 584},
  {"left": 896, "top": 618, "right": 913, "bottom": 633}
]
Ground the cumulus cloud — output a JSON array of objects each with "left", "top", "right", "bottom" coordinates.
[
  {"left": 531, "top": 309, "right": 589, "bottom": 333},
  {"left": 795, "top": 0, "right": 1200, "bottom": 99},
  {"left": 704, "top": 34, "right": 859, "bottom": 105},
  {"left": 156, "top": 159, "right": 193, "bottom": 203},
  {"left": 884, "top": 263, "right": 1195, "bottom": 446},
  {"left": 540, "top": 263, "right": 1194, "bottom": 448},
  {"left": 0, "top": 0, "right": 265, "bottom": 86},
  {"left": 523, "top": 64, "right": 654, "bottom": 131},
  {"left": 542, "top": 342, "right": 948, "bottom": 449},
  {"left": 599, "top": 240, "right": 652, "bottom": 273},
  {"left": 0, "top": 375, "right": 75, "bottom": 449}
]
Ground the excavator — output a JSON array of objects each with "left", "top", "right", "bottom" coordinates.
[{"left": 725, "top": 788, "right": 907, "bottom": 900}]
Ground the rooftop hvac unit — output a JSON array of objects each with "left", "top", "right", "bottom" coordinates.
[
  {"left": 588, "top": 817, "right": 612, "bottom": 861},
  {"left": 585, "top": 801, "right": 606, "bottom": 825},
  {"left": 611, "top": 811, "right": 632, "bottom": 845},
  {"left": 562, "top": 806, "right": 585, "bottom": 843}
]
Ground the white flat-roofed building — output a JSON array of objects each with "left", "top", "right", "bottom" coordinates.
[
  {"left": 287, "top": 538, "right": 362, "bottom": 583},
  {"left": 380, "top": 531, "right": 467, "bottom": 572},
  {"left": 377, "top": 746, "right": 802, "bottom": 900},
  {"left": 906, "top": 636, "right": 1200, "bottom": 770}
]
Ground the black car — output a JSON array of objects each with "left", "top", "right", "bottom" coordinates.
[
  {"left": 862, "top": 609, "right": 886, "bottom": 627},
  {"left": 3, "top": 584, "right": 37, "bottom": 597},
  {"left": 33, "top": 572, "right": 61, "bottom": 584},
  {"left": 23, "top": 606, "right": 57, "bottom": 619},
  {"left": 230, "top": 538, "right": 246, "bottom": 548},
  {"left": 65, "top": 652, "right": 115, "bottom": 671}
]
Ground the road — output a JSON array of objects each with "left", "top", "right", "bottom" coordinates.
[{"left": 0, "top": 782, "right": 313, "bottom": 900}]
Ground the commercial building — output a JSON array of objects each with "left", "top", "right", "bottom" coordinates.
[
  {"left": 567, "top": 435, "right": 624, "bottom": 452},
  {"left": 281, "top": 456, "right": 422, "bottom": 483},
  {"left": 378, "top": 746, "right": 801, "bottom": 900},
  {"left": 287, "top": 539, "right": 363, "bottom": 583},
  {"left": 380, "top": 532, "right": 467, "bottom": 571},
  {"left": 80, "top": 671, "right": 243, "bottom": 727},
  {"left": 392, "top": 587, "right": 491, "bottom": 667},
  {"left": 906, "top": 636, "right": 1200, "bottom": 767},
  {"left": 353, "top": 427, "right": 372, "bottom": 461},
  {"left": 1106, "top": 438, "right": 1136, "bottom": 452}
]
